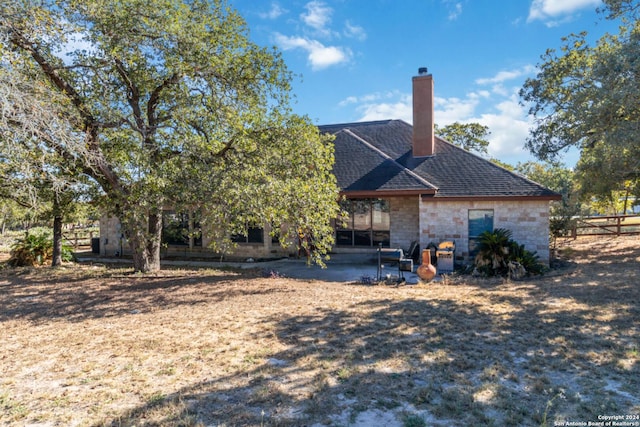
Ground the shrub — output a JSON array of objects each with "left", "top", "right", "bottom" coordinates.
[
  {"left": 8, "top": 230, "right": 73, "bottom": 266},
  {"left": 474, "top": 228, "right": 544, "bottom": 277},
  {"left": 9, "top": 231, "right": 53, "bottom": 266}
]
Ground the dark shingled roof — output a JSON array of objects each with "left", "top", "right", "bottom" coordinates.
[{"left": 320, "top": 119, "right": 560, "bottom": 199}]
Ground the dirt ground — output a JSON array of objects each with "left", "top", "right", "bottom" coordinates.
[{"left": 0, "top": 236, "right": 638, "bottom": 427}]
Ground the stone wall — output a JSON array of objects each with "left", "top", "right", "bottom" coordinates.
[
  {"left": 99, "top": 215, "right": 291, "bottom": 260},
  {"left": 418, "top": 199, "right": 551, "bottom": 264},
  {"left": 100, "top": 198, "right": 552, "bottom": 264},
  {"left": 99, "top": 215, "right": 125, "bottom": 257},
  {"left": 388, "top": 196, "right": 420, "bottom": 250}
]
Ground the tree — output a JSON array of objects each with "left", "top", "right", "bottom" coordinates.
[
  {"left": 515, "top": 161, "right": 582, "bottom": 239},
  {"left": 0, "top": 65, "right": 90, "bottom": 266},
  {"left": 1, "top": 0, "right": 339, "bottom": 272},
  {"left": 435, "top": 122, "right": 491, "bottom": 155},
  {"left": 0, "top": 200, "right": 23, "bottom": 235},
  {"left": 520, "top": 0, "right": 640, "bottom": 203}
]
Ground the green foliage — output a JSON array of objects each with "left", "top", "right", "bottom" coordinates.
[
  {"left": 402, "top": 413, "right": 427, "bottom": 427},
  {"left": 508, "top": 241, "right": 544, "bottom": 276},
  {"left": 435, "top": 122, "right": 491, "bottom": 155},
  {"left": 9, "top": 230, "right": 53, "bottom": 266},
  {"left": 520, "top": 1, "right": 640, "bottom": 203},
  {"left": 0, "top": 200, "right": 34, "bottom": 233},
  {"left": 515, "top": 161, "right": 582, "bottom": 238},
  {"left": 7, "top": 229, "right": 74, "bottom": 266},
  {"left": 489, "top": 158, "right": 515, "bottom": 170},
  {"left": 474, "top": 228, "right": 544, "bottom": 277},
  {"left": 1, "top": 0, "right": 340, "bottom": 272}
]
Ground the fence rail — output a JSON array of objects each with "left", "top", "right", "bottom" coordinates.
[
  {"left": 570, "top": 214, "right": 640, "bottom": 237},
  {"left": 62, "top": 228, "right": 98, "bottom": 248}
]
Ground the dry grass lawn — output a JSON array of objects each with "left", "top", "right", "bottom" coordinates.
[{"left": 0, "top": 236, "right": 638, "bottom": 426}]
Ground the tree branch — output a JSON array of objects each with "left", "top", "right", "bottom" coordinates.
[
  {"left": 6, "top": 26, "right": 96, "bottom": 130},
  {"left": 113, "top": 58, "right": 145, "bottom": 136}
]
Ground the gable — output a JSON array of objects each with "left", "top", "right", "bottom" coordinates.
[{"left": 331, "top": 126, "right": 436, "bottom": 196}]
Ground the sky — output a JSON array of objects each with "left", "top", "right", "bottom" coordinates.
[{"left": 230, "top": 0, "right": 623, "bottom": 167}]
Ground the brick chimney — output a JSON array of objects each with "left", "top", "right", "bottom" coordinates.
[{"left": 412, "top": 67, "right": 435, "bottom": 157}]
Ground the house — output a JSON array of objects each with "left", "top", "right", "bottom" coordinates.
[
  {"left": 100, "top": 68, "right": 560, "bottom": 264},
  {"left": 324, "top": 68, "right": 560, "bottom": 265}
]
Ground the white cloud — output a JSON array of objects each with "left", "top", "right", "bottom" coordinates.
[
  {"left": 435, "top": 90, "right": 534, "bottom": 160},
  {"left": 338, "top": 96, "right": 359, "bottom": 106},
  {"left": 527, "top": 0, "right": 601, "bottom": 25},
  {"left": 357, "top": 101, "right": 413, "bottom": 122},
  {"left": 341, "top": 92, "right": 411, "bottom": 121},
  {"left": 274, "top": 33, "right": 350, "bottom": 70},
  {"left": 447, "top": 2, "right": 463, "bottom": 20},
  {"left": 301, "top": 1, "right": 333, "bottom": 35},
  {"left": 477, "top": 95, "right": 533, "bottom": 158},
  {"left": 270, "top": 2, "right": 365, "bottom": 72},
  {"left": 259, "top": 2, "right": 287, "bottom": 20},
  {"left": 434, "top": 96, "right": 481, "bottom": 124},
  {"left": 347, "top": 84, "right": 536, "bottom": 163},
  {"left": 348, "top": 91, "right": 481, "bottom": 125},
  {"left": 339, "top": 91, "right": 404, "bottom": 111},
  {"left": 344, "top": 20, "right": 367, "bottom": 41},
  {"left": 475, "top": 65, "right": 536, "bottom": 85}
]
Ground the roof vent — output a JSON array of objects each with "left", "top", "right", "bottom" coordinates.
[{"left": 418, "top": 67, "right": 428, "bottom": 75}]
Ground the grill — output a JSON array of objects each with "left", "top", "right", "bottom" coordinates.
[
  {"left": 436, "top": 241, "right": 456, "bottom": 274},
  {"left": 377, "top": 248, "right": 413, "bottom": 282}
]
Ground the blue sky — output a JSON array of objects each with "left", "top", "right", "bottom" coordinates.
[{"left": 231, "top": 0, "right": 622, "bottom": 167}]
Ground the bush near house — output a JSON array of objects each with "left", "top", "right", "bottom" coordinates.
[
  {"left": 474, "top": 228, "right": 544, "bottom": 277},
  {"left": 9, "top": 229, "right": 73, "bottom": 266}
]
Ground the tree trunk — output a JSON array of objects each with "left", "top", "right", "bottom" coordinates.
[
  {"left": 146, "top": 211, "right": 162, "bottom": 271},
  {"left": 51, "top": 198, "right": 63, "bottom": 267},
  {"left": 127, "top": 211, "right": 162, "bottom": 273},
  {"left": 188, "top": 211, "right": 194, "bottom": 251}
]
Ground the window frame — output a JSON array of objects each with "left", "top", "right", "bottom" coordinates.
[
  {"left": 468, "top": 209, "right": 494, "bottom": 257},
  {"left": 161, "top": 210, "right": 202, "bottom": 247},
  {"left": 231, "top": 226, "right": 265, "bottom": 244},
  {"left": 336, "top": 198, "right": 390, "bottom": 247}
]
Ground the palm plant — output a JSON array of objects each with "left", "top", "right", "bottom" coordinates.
[
  {"left": 474, "top": 228, "right": 512, "bottom": 275},
  {"left": 474, "top": 228, "right": 544, "bottom": 277}
]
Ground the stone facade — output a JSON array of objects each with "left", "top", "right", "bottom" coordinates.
[
  {"left": 417, "top": 199, "right": 551, "bottom": 264},
  {"left": 99, "top": 215, "right": 293, "bottom": 260},
  {"left": 100, "top": 197, "right": 552, "bottom": 264},
  {"left": 389, "top": 196, "right": 420, "bottom": 249},
  {"left": 99, "top": 215, "right": 124, "bottom": 257}
]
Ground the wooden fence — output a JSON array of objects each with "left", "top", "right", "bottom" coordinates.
[
  {"left": 570, "top": 214, "right": 640, "bottom": 237},
  {"left": 62, "top": 228, "right": 98, "bottom": 248}
]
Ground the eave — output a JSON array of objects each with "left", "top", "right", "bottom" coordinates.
[
  {"left": 340, "top": 189, "right": 438, "bottom": 198},
  {"left": 421, "top": 194, "right": 563, "bottom": 202}
]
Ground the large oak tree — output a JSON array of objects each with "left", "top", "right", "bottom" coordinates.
[
  {"left": 1, "top": 0, "right": 340, "bottom": 272},
  {"left": 520, "top": 0, "right": 639, "bottom": 203}
]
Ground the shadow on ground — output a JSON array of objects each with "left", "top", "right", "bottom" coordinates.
[{"left": 90, "top": 247, "right": 639, "bottom": 426}]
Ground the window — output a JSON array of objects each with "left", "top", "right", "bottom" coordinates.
[
  {"left": 162, "top": 211, "right": 202, "bottom": 246},
  {"left": 231, "top": 227, "right": 264, "bottom": 244},
  {"left": 336, "top": 198, "right": 390, "bottom": 247},
  {"left": 468, "top": 209, "right": 494, "bottom": 257}
]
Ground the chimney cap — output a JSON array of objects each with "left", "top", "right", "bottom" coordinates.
[{"left": 418, "top": 67, "right": 428, "bottom": 75}]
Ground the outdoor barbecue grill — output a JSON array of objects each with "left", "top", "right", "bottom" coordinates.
[
  {"left": 436, "top": 240, "right": 456, "bottom": 274},
  {"left": 377, "top": 247, "right": 413, "bottom": 282}
]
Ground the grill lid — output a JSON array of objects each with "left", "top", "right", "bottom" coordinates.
[{"left": 438, "top": 241, "right": 455, "bottom": 250}]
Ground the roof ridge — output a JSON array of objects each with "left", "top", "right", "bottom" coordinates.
[
  {"left": 342, "top": 128, "right": 438, "bottom": 191},
  {"left": 318, "top": 119, "right": 394, "bottom": 129}
]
